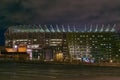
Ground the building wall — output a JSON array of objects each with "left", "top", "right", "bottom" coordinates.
[
  {"left": 5, "top": 31, "right": 68, "bottom": 61},
  {"left": 4, "top": 27, "right": 120, "bottom": 63},
  {"left": 67, "top": 32, "right": 120, "bottom": 63}
]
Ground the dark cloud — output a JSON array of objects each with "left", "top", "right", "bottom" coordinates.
[
  {"left": 0, "top": 0, "right": 120, "bottom": 26},
  {"left": 0, "top": 0, "right": 119, "bottom": 29},
  {"left": 0, "top": 0, "right": 35, "bottom": 26},
  {"left": 23, "top": 0, "right": 120, "bottom": 25}
]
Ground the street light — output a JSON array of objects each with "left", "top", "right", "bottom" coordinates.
[{"left": 116, "top": 54, "right": 119, "bottom": 63}]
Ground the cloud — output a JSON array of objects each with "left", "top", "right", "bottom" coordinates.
[
  {"left": 0, "top": 0, "right": 120, "bottom": 27},
  {"left": 0, "top": 0, "right": 35, "bottom": 26},
  {"left": 23, "top": 0, "right": 120, "bottom": 25}
]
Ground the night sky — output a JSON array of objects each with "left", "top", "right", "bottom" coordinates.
[{"left": 0, "top": 0, "right": 120, "bottom": 46}]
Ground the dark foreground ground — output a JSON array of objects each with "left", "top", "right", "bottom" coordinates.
[{"left": 0, "top": 62, "right": 120, "bottom": 80}]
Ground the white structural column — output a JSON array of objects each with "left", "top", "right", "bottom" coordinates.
[
  {"left": 62, "top": 25, "right": 65, "bottom": 32},
  {"left": 95, "top": 24, "right": 98, "bottom": 32},
  {"left": 89, "top": 24, "right": 92, "bottom": 32},
  {"left": 111, "top": 24, "right": 116, "bottom": 32},
  {"left": 84, "top": 24, "right": 87, "bottom": 32},
  {"left": 50, "top": 25, "right": 55, "bottom": 32},
  {"left": 56, "top": 24, "right": 60, "bottom": 32},
  {"left": 73, "top": 25, "right": 76, "bottom": 32},
  {"left": 100, "top": 24, "right": 104, "bottom": 32},
  {"left": 68, "top": 24, "right": 71, "bottom": 32},
  {"left": 44, "top": 25, "right": 50, "bottom": 32},
  {"left": 105, "top": 24, "right": 110, "bottom": 32},
  {"left": 39, "top": 25, "right": 44, "bottom": 32}
]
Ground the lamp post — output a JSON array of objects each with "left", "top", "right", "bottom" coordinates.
[{"left": 116, "top": 54, "right": 118, "bottom": 63}]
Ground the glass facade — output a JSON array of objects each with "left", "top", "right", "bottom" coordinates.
[{"left": 4, "top": 24, "right": 120, "bottom": 63}]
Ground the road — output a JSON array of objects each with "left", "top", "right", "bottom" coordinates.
[{"left": 0, "top": 62, "right": 120, "bottom": 80}]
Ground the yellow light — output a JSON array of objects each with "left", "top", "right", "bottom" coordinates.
[
  {"left": 18, "top": 47, "right": 27, "bottom": 52},
  {"left": 18, "top": 44, "right": 27, "bottom": 52},
  {"left": 56, "top": 53, "right": 63, "bottom": 61},
  {"left": 6, "top": 48, "right": 17, "bottom": 52},
  {"left": 110, "top": 60, "right": 113, "bottom": 63}
]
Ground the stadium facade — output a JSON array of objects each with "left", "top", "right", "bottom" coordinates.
[{"left": 4, "top": 24, "right": 120, "bottom": 63}]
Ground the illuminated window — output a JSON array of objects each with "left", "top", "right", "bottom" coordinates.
[
  {"left": 109, "top": 49, "right": 111, "bottom": 51},
  {"left": 64, "top": 40, "right": 66, "bottom": 41},
  {"left": 92, "top": 35, "right": 95, "bottom": 37},
  {"left": 33, "top": 39, "right": 37, "bottom": 41},
  {"left": 27, "top": 45, "right": 30, "bottom": 48},
  {"left": 95, "top": 47, "right": 97, "bottom": 48},
  {"left": 109, "top": 38, "right": 111, "bottom": 40},
  {"left": 46, "top": 39, "right": 48, "bottom": 41},
  {"left": 103, "top": 38, "right": 106, "bottom": 40},
  {"left": 101, "top": 35, "right": 103, "bottom": 37}
]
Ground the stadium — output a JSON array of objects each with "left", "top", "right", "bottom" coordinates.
[{"left": 4, "top": 24, "right": 120, "bottom": 63}]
